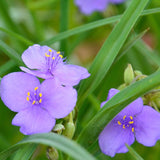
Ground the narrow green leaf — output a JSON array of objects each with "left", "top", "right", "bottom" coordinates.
[
  {"left": 0, "top": 27, "right": 34, "bottom": 46},
  {"left": 115, "top": 28, "right": 149, "bottom": 63},
  {"left": 60, "top": 0, "right": 69, "bottom": 56},
  {"left": 134, "top": 40, "right": 160, "bottom": 67},
  {"left": 77, "top": 0, "right": 150, "bottom": 104},
  {"left": 0, "top": 60, "right": 16, "bottom": 76},
  {"left": 77, "top": 69, "right": 160, "bottom": 148},
  {"left": 0, "top": 40, "right": 23, "bottom": 65},
  {"left": 0, "top": 133, "right": 96, "bottom": 160},
  {"left": 126, "top": 144, "right": 144, "bottom": 160},
  {"left": 13, "top": 144, "right": 37, "bottom": 160},
  {"left": 0, "top": 0, "right": 21, "bottom": 33},
  {"left": 40, "top": 8, "right": 160, "bottom": 46}
]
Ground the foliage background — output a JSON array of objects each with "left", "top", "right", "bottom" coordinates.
[{"left": 0, "top": 0, "right": 160, "bottom": 159}]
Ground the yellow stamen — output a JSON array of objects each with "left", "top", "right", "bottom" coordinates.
[
  {"left": 32, "top": 100, "right": 36, "bottom": 105},
  {"left": 130, "top": 116, "right": 133, "bottom": 120},
  {"left": 52, "top": 56, "right": 55, "bottom": 60},
  {"left": 34, "top": 87, "right": 38, "bottom": 91},
  {"left": 45, "top": 53, "right": 50, "bottom": 57},
  {"left": 26, "top": 97, "right": 29, "bottom": 101},
  {"left": 39, "top": 99, "right": 42, "bottom": 103},
  {"left": 49, "top": 49, "right": 52, "bottom": 52},
  {"left": 123, "top": 124, "right": 125, "bottom": 129},
  {"left": 39, "top": 93, "right": 42, "bottom": 97},
  {"left": 57, "top": 51, "right": 60, "bottom": 54},
  {"left": 129, "top": 121, "right": 134, "bottom": 124},
  {"left": 27, "top": 92, "right": 30, "bottom": 96},
  {"left": 117, "top": 121, "right": 122, "bottom": 125},
  {"left": 132, "top": 127, "right": 134, "bottom": 132},
  {"left": 59, "top": 55, "right": 63, "bottom": 58},
  {"left": 123, "top": 115, "right": 126, "bottom": 120}
]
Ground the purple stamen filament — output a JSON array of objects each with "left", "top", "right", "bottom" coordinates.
[
  {"left": 26, "top": 87, "right": 42, "bottom": 105},
  {"left": 45, "top": 49, "right": 63, "bottom": 73},
  {"left": 117, "top": 115, "right": 135, "bottom": 132}
]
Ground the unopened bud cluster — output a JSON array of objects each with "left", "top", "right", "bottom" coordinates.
[{"left": 118, "top": 64, "right": 160, "bottom": 111}]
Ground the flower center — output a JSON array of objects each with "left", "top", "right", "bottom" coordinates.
[
  {"left": 45, "top": 49, "right": 63, "bottom": 73},
  {"left": 117, "top": 115, "right": 135, "bottom": 133},
  {"left": 26, "top": 87, "right": 42, "bottom": 105}
]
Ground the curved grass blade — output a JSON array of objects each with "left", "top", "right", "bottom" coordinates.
[
  {"left": 40, "top": 8, "right": 160, "bottom": 46},
  {"left": 77, "top": 0, "right": 150, "bottom": 105},
  {"left": 77, "top": 69, "right": 160, "bottom": 148},
  {"left": 0, "top": 60, "right": 16, "bottom": 76},
  {"left": 60, "top": 0, "right": 69, "bottom": 56},
  {"left": 13, "top": 144, "right": 37, "bottom": 160},
  {"left": 0, "top": 27, "right": 34, "bottom": 46},
  {"left": 0, "top": 133, "right": 96, "bottom": 160},
  {"left": 115, "top": 28, "right": 149, "bottom": 63},
  {"left": 126, "top": 144, "right": 144, "bottom": 160},
  {"left": 0, "top": 40, "right": 23, "bottom": 65}
]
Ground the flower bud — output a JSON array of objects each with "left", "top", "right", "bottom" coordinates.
[
  {"left": 52, "top": 124, "right": 65, "bottom": 134},
  {"left": 134, "top": 70, "right": 142, "bottom": 77},
  {"left": 62, "top": 122, "right": 75, "bottom": 139},
  {"left": 46, "top": 147, "right": 59, "bottom": 160},
  {"left": 124, "top": 64, "right": 134, "bottom": 85}
]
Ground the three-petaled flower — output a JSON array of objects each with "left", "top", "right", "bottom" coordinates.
[
  {"left": 20, "top": 44, "right": 90, "bottom": 86},
  {"left": 0, "top": 72, "right": 77, "bottom": 135},
  {"left": 75, "top": 0, "right": 125, "bottom": 15},
  {"left": 98, "top": 88, "right": 160, "bottom": 157}
]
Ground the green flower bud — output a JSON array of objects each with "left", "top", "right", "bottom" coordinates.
[
  {"left": 46, "top": 147, "right": 59, "bottom": 160},
  {"left": 53, "top": 124, "right": 65, "bottom": 134},
  {"left": 134, "top": 70, "right": 143, "bottom": 77},
  {"left": 124, "top": 64, "right": 134, "bottom": 85},
  {"left": 62, "top": 122, "right": 75, "bottom": 139}
]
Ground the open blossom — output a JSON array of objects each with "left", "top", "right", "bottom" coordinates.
[
  {"left": 98, "top": 88, "right": 160, "bottom": 157},
  {"left": 20, "top": 44, "right": 90, "bottom": 86},
  {"left": 75, "top": 0, "right": 125, "bottom": 15},
  {"left": 0, "top": 72, "right": 77, "bottom": 135}
]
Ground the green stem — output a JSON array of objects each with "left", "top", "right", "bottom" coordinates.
[{"left": 60, "top": 0, "right": 69, "bottom": 56}]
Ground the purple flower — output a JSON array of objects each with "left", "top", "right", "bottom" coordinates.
[
  {"left": 20, "top": 44, "right": 90, "bottom": 86},
  {"left": 0, "top": 72, "right": 77, "bottom": 135},
  {"left": 75, "top": 0, "right": 125, "bottom": 15},
  {"left": 98, "top": 88, "right": 160, "bottom": 157}
]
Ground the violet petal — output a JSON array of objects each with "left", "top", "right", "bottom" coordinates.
[
  {"left": 41, "top": 78, "right": 77, "bottom": 119},
  {"left": 12, "top": 106, "right": 55, "bottom": 135},
  {"left": 54, "top": 64, "right": 90, "bottom": 86},
  {"left": 135, "top": 105, "right": 160, "bottom": 146},
  {"left": 98, "top": 120, "right": 135, "bottom": 157},
  {"left": 0, "top": 72, "right": 40, "bottom": 112}
]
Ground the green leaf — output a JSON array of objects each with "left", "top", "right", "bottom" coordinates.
[
  {"left": 13, "top": 144, "right": 37, "bottom": 160},
  {"left": 60, "top": 0, "right": 69, "bottom": 56},
  {"left": 126, "top": 144, "right": 144, "bottom": 160},
  {"left": 115, "top": 28, "right": 149, "bottom": 63},
  {"left": 0, "top": 27, "right": 34, "bottom": 46},
  {"left": 40, "top": 8, "right": 160, "bottom": 46},
  {"left": 0, "top": 60, "right": 16, "bottom": 76},
  {"left": 77, "top": 69, "right": 160, "bottom": 148},
  {"left": 77, "top": 0, "right": 150, "bottom": 105},
  {"left": 0, "top": 40, "right": 23, "bottom": 65},
  {"left": 0, "top": 133, "right": 96, "bottom": 160}
]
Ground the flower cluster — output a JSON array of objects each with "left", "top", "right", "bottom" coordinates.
[
  {"left": 75, "top": 0, "right": 125, "bottom": 15},
  {"left": 0, "top": 44, "right": 90, "bottom": 135},
  {"left": 99, "top": 89, "right": 160, "bottom": 157}
]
